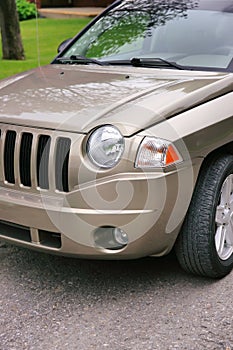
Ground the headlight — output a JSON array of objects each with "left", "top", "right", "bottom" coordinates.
[
  {"left": 87, "top": 125, "right": 125, "bottom": 168},
  {"left": 135, "top": 137, "right": 182, "bottom": 168}
]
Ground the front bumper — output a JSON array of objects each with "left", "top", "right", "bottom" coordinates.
[{"left": 0, "top": 164, "right": 198, "bottom": 258}]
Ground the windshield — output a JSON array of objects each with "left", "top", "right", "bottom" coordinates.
[{"left": 57, "top": 0, "right": 233, "bottom": 72}]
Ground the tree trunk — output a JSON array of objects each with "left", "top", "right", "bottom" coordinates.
[{"left": 0, "top": 0, "right": 25, "bottom": 60}]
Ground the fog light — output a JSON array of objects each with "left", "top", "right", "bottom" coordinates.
[
  {"left": 113, "top": 228, "right": 128, "bottom": 245},
  {"left": 93, "top": 226, "right": 128, "bottom": 250}
]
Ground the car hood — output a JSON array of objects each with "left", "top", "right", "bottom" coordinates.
[{"left": 0, "top": 64, "right": 232, "bottom": 136}]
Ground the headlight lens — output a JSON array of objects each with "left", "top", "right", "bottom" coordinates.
[
  {"left": 87, "top": 125, "right": 124, "bottom": 168},
  {"left": 135, "top": 137, "right": 182, "bottom": 168}
]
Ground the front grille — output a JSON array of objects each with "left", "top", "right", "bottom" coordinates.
[
  {"left": 37, "top": 135, "right": 51, "bottom": 190},
  {"left": 0, "top": 127, "right": 71, "bottom": 192},
  {"left": 55, "top": 137, "right": 71, "bottom": 192},
  {"left": 20, "top": 133, "right": 33, "bottom": 187},
  {"left": 4, "top": 130, "right": 16, "bottom": 184}
]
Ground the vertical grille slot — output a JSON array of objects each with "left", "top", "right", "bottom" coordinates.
[
  {"left": 55, "top": 137, "right": 71, "bottom": 192},
  {"left": 37, "top": 135, "right": 51, "bottom": 190},
  {"left": 1, "top": 127, "right": 72, "bottom": 193},
  {"left": 4, "top": 130, "right": 16, "bottom": 184},
  {"left": 20, "top": 133, "right": 33, "bottom": 187}
]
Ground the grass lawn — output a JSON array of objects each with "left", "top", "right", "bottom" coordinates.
[{"left": 0, "top": 18, "right": 91, "bottom": 80}]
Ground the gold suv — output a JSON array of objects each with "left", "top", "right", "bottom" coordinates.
[{"left": 0, "top": 0, "right": 233, "bottom": 278}]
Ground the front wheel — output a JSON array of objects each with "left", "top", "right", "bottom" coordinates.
[{"left": 175, "top": 153, "right": 233, "bottom": 278}]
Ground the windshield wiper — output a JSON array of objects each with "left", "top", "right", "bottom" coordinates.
[
  {"left": 130, "top": 57, "right": 184, "bottom": 70},
  {"left": 55, "top": 56, "right": 185, "bottom": 69},
  {"left": 56, "top": 55, "right": 107, "bottom": 66}
]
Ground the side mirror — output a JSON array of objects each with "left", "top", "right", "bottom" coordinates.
[{"left": 57, "top": 38, "right": 72, "bottom": 53}]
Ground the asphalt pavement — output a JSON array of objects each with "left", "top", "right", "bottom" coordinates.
[{"left": 0, "top": 243, "right": 233, "bottom": 350}]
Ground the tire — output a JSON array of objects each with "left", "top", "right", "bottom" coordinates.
[{"left": 175, "top": 153, "right": 233, "bottom": 278}]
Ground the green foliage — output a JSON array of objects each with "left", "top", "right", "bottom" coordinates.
[
  {"left": 16, "top": 0, "right": 37, "bottom": 21},
  {"left": 0, "top": 18, "right": 91, "bottom": 80}
]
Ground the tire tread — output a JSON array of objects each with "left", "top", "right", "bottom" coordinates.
[{"left": 175, "top": 153, "right": 233, "bottom": 278}]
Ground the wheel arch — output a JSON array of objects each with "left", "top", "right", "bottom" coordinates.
[
  {"left": 197, "top": 140, "right": 233, "bottom": 176},
  {"left": 174, "top": 140, "right": 233, "bottom": 248}
]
